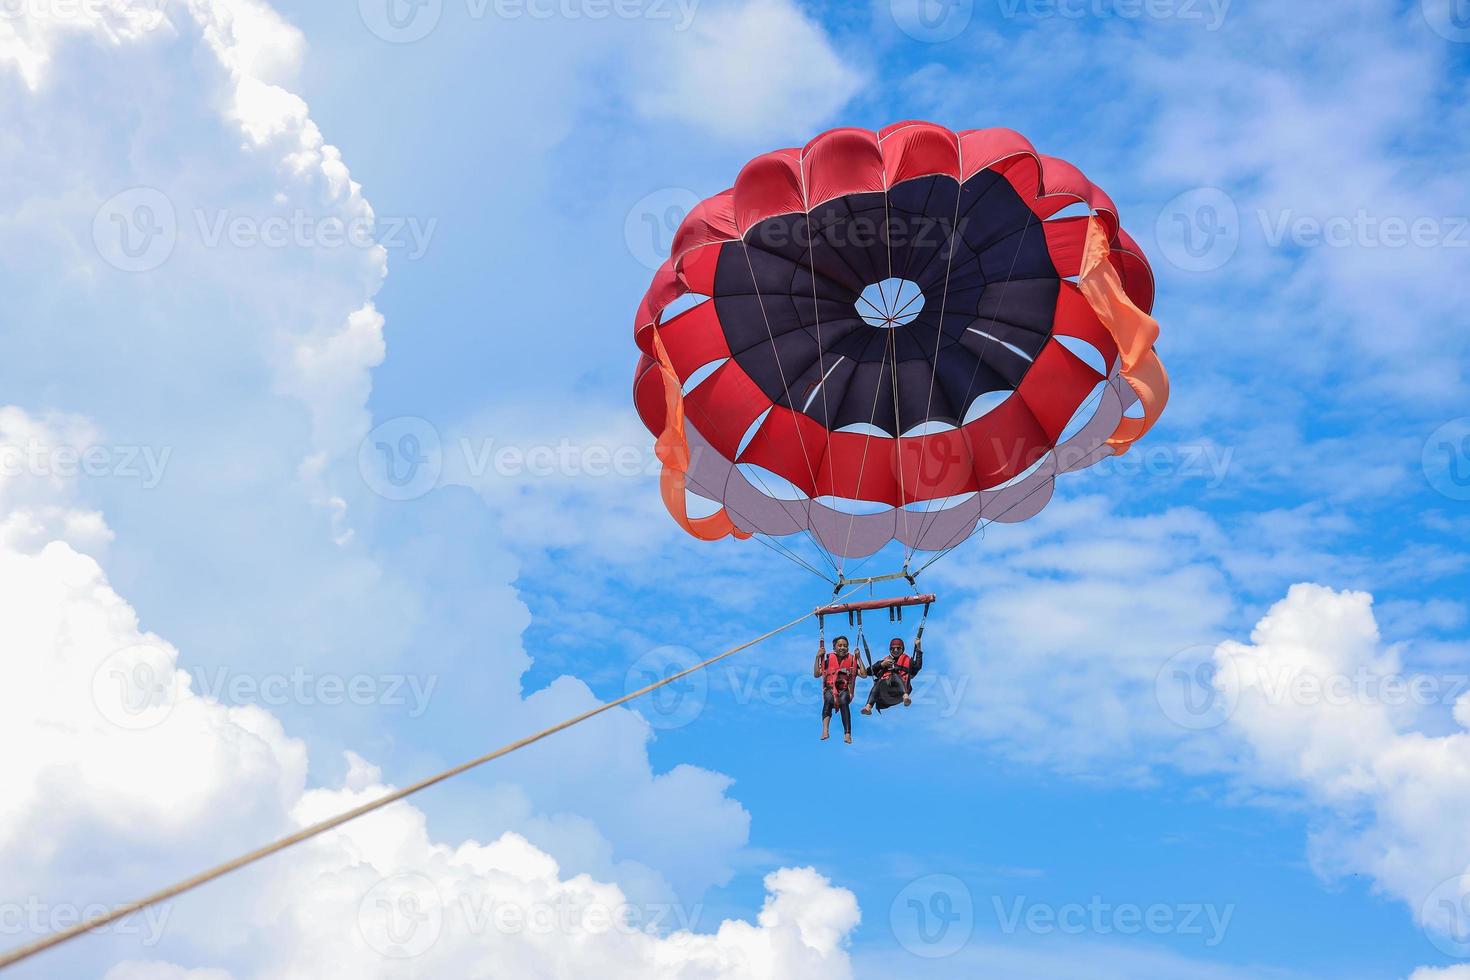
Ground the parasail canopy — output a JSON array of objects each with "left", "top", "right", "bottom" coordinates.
[{"left": 633, "top": 122, "right": 1169, "bottom": 576}]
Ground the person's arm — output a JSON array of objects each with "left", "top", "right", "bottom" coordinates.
[
  {"left": 909, "top": 647, "right": 923, "bottom": 677},
  {"left": 813, "top": 641, "right": 825, "bottom": 679}
]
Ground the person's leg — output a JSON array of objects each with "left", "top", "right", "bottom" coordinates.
[
  {"left": 839, "top": 691, "right": 853, "bottom": 741},
  {"left": 821, "top": 688, "right": 833, "bottom": 740},
  {"left": 861, "top": 682, "right": 877, "bottom": 714}
]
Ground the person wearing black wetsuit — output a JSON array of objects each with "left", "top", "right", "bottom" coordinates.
[{"left": 861, "top": 636, "right": 923, "bottom": 714}]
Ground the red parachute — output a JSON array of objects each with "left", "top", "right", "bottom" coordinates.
[{"left": 633, "top": 122, "right": 1168, "bottom": 583}]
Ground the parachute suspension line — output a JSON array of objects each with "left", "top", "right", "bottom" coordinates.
[
  {"left": 909, "top": 203, "right": 1038, "bottom": 563},
  {"left": 801, "top": 171, "right": 839, "bottom": 552},
  {"left": 735, "top": 237, "right": 842, "bottom": 581},
  {"left": 663, "top": 374, "right": 835, "bottom": 583},
  {"left": 835, "top": 315, "right": 897, "bottom": 575},
  {"left": 834, "top": 167, "right": 906, "bottom": 578},
  {"left": 887, "top": 326, "right": 912, "bottom": 555},
  {"left": 879, "top": 166, "right": 916, "bottom": 560},
  {"left": 0, "top": 598, "right": 854, "bottom": 973},
  {"left": 749, "top": 531, "right": 836, "bottom": 584},
  {"left": 910, "top": 159, "right": 967, "bottom": 558},
  {"left": 911, "top": 367, "right": 1118, "bottom": 577},
  {"left": 665, "top": 312, "right": 840, "bottom": 583}
]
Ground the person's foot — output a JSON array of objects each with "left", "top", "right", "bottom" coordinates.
[
  {"left": 860, "top": 705, "right": 872, "bottom": 715},
  {"left": 843, "top": 732, "right": 852, "bottom": 744},
  {"left": 903, "top": 695, "right": 912, "bottom": 707},
  {"left": 821, "top": 717, "right": 831, "bottom": 740}
]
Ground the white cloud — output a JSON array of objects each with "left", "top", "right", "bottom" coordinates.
[
  {"left": 1216, "top": 584, "right": 1470, "bottom": 942},
  {"left": 0, "top": 405, "right": 856, "bottom": 975},
  {"left": 0, "top": 530, "right": 309, "bottom": 900},
  {"left": 924, "top": 495, "right": 1239, "bottom": 777},
  {"left": 0, "top": 2, "right": 767, "bottom": 969},
  {"left": 0, "top": 407, "right": 114, "bottom": 556},
  {"left": 0, "top": 0, "right": 173, "bottom": 90},
  {"left": 104, "top": 858, "right": 856, "bottom": 980},
  {"left": 632, "top": 0, "right": 863, "bottom": 141},
  {"left": 106, "top": 963, "right": 236, "bottom": 980},
  {"left": 1408, "top": 967, "right": 1470, "bottom": 980}
]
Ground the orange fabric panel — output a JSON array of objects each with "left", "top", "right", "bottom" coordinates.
[
  {"left": 1077, "top": 217, "right": 1169, "bottom": 453},
  {"left": 650, "top": 330, "right": 750, "bottom": 542},
  {"left": 1108, "top": 350, "right": 1170, "bottom": 451}
]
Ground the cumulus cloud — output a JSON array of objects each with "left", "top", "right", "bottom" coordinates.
[
  {"left": 1408, "top": 968, "right": 1470, "bottom": 980},
  {"left": 0, "top": 4, "right": 784, "bottom": 975},
  {"left": 925, "top": 495, "right": 1239, "bottom": 777},
  {"left": 252, "top": 797, "right": 857, "bottom": 979},
  {"left": 0, "top": 535, "right": 310, "bottom": 897},
  {"left": 632, "top": 0, "right": 863, "bottom": 141},
  {"left": 0, "top": 402, "right": 856, "bottom": 975},
  {"left": 100, "top": 857, "right": 856, "bottom": 980},
  {"left": 0, "top": 438, "right": 829, "bottom": 976},
  {"left": 0, "top": 408, "right": 114, "bottom": 556},
  {"left": 1216, "top": 584, "right": 1470, "bottom": 942},
  {"left": 0, "top": 0, "right": 173, "bottom": 89}
]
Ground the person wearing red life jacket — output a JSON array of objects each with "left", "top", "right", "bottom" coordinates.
[
  {"left": 813, "top": 635, "right": 867, "bottom": 743},
  {"left": 861, "top": 636, "right": 923, "bottom": 715}
]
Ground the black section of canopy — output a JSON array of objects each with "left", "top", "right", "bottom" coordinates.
[{"left": 712, "top": 171, "right": 1061, "bottom": 436}]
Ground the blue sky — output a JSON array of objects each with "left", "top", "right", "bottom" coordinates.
[{"left": 1, "top": 0, "right": 1468, "bottom": 978}]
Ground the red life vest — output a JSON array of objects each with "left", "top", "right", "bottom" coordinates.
[
  {"left": 822, "top": 652, "right": 857, "bottom": 691},
  {"left": 878, "top": 652, "right": 912, "bottom": 679}
]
